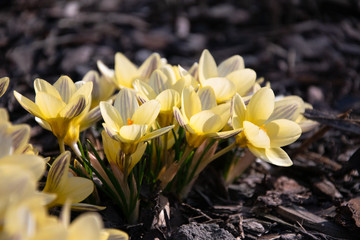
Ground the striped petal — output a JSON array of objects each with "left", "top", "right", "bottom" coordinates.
[
  {"left": 80, "top": 106, "right": 102, "bottom": 131},
  {"left": 208, "top": 128, "right": 242, "bottom": 139},
  {"left": 100, "top": 101, "right": 123, "bottom": 132},
  {"left": 14, "top": 91, "right": 43, "bottom": 118},
  {"left": 265, "top": 119, "right": 301, "bottom": 147},
  {"left": 231, "top": 93, "right": 246, "bottom": 129},
  {"left": 203, "top": 77, "right": 236, "bottom": 103},
  {"left": 243, "top": 120, "right": 270, "bottom": 148},
  {"left": 227, "top": 69, "right": 256, "bottom": 96},
  {"left": 43, "top": 152, "right": 71, "bottom": 194},
  {"left": 198, "top": 49, "right": 218, "bottom": 85},
  {"left": 60, "top": 95, "right": 86, "bottom": 119},
  {"left": 133, "top": 79, "right": 156, "bottom": 101},
  {"left": 149, "top": 69, "right": 169, "bottom": 94},
  {"left": 9, "top": 124, "right": 30, "bottom": 154},
  {"left": 246, "top": 87, "right": 274, "bottom": 126},
  {"left": 0, "top": 77, "right": 9, "bottom": 97},
  {"left": 198, "top": 86, "right": 217, "bottom": 111},
  {"left": 115, "top": 88, "right": 138, "bottom": 123},
  {"left": 115, "top": 53, "right": 138, "bottom": 88},
  {"left": 53, "top": 76, "right": 77, "bottom": 103},
  {"left": 218, "top": 55, "right": 244, "bottom": 77},
  {"left": 270, "top": 96, "right": 303, "bottom": 122},
  {"left": 173, "top": 107, "right": 193, "bottom": 133},
  {"left": 138, "top": 53, "right": 161, "bottom": 80},
  {"left": 132, "top": 99, "right": 160, "bottom": 125}
]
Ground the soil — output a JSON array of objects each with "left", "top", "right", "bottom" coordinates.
[{"left": 1, "top": 0, "right": 360, "bottom": 239}]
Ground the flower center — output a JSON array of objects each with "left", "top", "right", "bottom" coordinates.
[
  {"left": 127, "top": 118, "right": 134, "bottom": 125},
  {"left": 259, "top": 124, "right": 266, "bottom": 132}
]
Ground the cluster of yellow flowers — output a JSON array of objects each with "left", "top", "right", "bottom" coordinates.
[
  {"left": 1, "top": 49, "right": 317, "bottom": 226},
  {"left": 0, "top": 77, "right": 128, "bottom": 240}
]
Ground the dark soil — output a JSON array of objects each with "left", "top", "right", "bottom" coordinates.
[{"left": 1, "top": 0, "right": 360, "bottom": 239}]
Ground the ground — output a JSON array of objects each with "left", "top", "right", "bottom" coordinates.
[{"left": 1, "top": 0, "right": 360, "bottom": 239}]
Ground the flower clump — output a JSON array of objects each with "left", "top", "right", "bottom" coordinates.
[{"left": 0, "top": 49, "right": 318, "bottom": 235}]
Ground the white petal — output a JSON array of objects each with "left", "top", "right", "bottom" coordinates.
[
  {"left": 198, "top": 86, "right": 217, "bottom": 110},
  {"left": 243, "top": 120, "right": 270, "bottom": 148}
]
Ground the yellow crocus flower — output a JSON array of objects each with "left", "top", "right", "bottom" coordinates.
[
  {"left": 100, "top": 88, "right": 174, "bottom": 155},
  {"left": 173, "top": 86, "right": 240, "bottom": 148},
  {"left": 197, "top": 49, "right": 256, "bottom": 103},
  {"left": 42, "top": 151, "right": 94, "bottom": 208},
  {"left": 98, "top": 52, "right": 161, "bottom": 89},
  {"left": 14, "top": 76, "right": 93, "bottom": 152},
  {"left": 231, "top": 88, "right": 302, "bottom": 166}
]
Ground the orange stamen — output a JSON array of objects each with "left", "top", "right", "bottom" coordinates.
[{"left": 127, "top": 118, "right": 134, "bottom": 125}]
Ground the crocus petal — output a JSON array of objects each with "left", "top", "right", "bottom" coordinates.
[
  {"left": 35, "top": 117, "right": 52, "bottom": 131},
  {"left": 203, "top": 77, "right": 236, "bottom": 103},
  {"left": 0, "top": 77, "right": 9, "bottom": 97},
  {"left": 115, "top": 88, "right": 139, "bottom": 123},
  {"left": 129, "top": 142, "right": 147, "bottom": 172},
  {"left": 0, "top": 125, "right": 12, "bottom": 158},
  {"left": 100, "top": 101, "right": 123, "bottom": 131},
  {"left": 265, "top": 119, "right": 302, "bottom": 147},
  {"left": 97, "top": 60, "right": 115, "bottom": 81},
  {"left": 133, "top": 79, "right": 156, "bottom": 101},
  {"left": 156, "top": 89, "right": 180, "bottom": 113},
  {"left": 119, "top": 124, "right": 147, "bottom": 142},
  {"left": 149, "top": 69, "right": 169, "bottom": 94},
  {"left": 246, "top": 87, "right": 275, "bottom": 126},
  {"left": 269, "top": 96, "right": 302, "bottom": 122},
  {"left": 115, "top": 53, "right": 138, "bottom": 88},
  {"left": 227, "top": 69, "right": 256, "bottom": 96},
  {"left": 173, "top": 107, "right": 193, "bottom": 133},
  {"left": 138, "top": 53, "right": 161, "bottom": 80},
  {"left": 80, "top": 106, "right": 102, "bottom": 131},
  {"left": 198, "top": 86, "right": 217, "bottom": 110},
  {"left": 60, "top": 95, "right": 86, "bottom": 119},
  {"left": 243, "top": 120, "right": 270, "bottom": 148},
  {"left": 208, "top": 128, "right": 242, "bottom": 139},
  {"left": 190, "top": 110, "right": 223, "bottom": 134},
  {"left": 14, "top": 91, "right": 43, "bottom": 117},
  {"left": 58, "top": 177, "right": 94, "bottom": 204},
  {"left": 217, "top": 55, "right": 244, "bottom": 77},
  {"left": 160, "top": 65, "right": 177, "bottom": 85},
  {"left": 35, "top": 92, "right": 66, "bottom": 119},
  {"left": 140, "top": 125, "right": 174, "bottom": 142},
  {"left": 132, "top": 99, "right": 160, "bottom": 125},
  {"left": 0, "top": 108, "right": 9, "bottom": 121},
  {"left": 70, "top": 81, "right": 93, "bottom": 105},
  {"left": 34, "top": 78, "right": 62, "bottom": 99},
  {"left": 198, "top": 49, "right": 218, "bottom": 85},
  {"left": 264, "top": 147, "right": 293, "bottom": 166},
  {"left": 68, "top": 213, "right": 102, "bottom": 240},
  {"left": 0, "top": 154, "right": 45, "bottom": 180},
  {"left": 43, "top": 151, "right": 71, "bottom": 194},
  {"left": 53, "top": 76, "right": 77, "bottom": 103},
  {"left": 181, "top": 86, "right": 201, "bottom": 122},
  {"left": 9, "top": 124, "right": 30, "bottom": 154},
  {"left": 211, "top": 102, "right": 231, "bottom": 126},
  {"left": 231, "top": 93, "right": 246, "bottom": 129}
]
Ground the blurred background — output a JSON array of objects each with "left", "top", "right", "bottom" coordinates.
[{"left": 0, "top": 0, "right": 360, "bottom": 115}]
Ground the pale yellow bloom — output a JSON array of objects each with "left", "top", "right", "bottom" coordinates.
[
  {"left": 173, "top": 86, "right": 240, "bottom": 148},
  {"left": 14, "top": 76, "right": 93, "bottom": 150},
  {"left": 0, "top": 77, "right": 9, "bottom": 97},
  {"left": 197, "top": 49, "right": 256, "bottom": 103},
  {"left": 232, "top": 88, "right": 302, "bottom": 166},
  {"left": 43, "top": 151, "right": 94, "bottom": 207},
  {"left": 102, "top": 130, "right": 147, "bottom": 175},
  {"left": 100, "top": 88, "right": 174, "bottom": 155},
  {"left": 98, "top": 52, "right": 161, "bottom": 89}
]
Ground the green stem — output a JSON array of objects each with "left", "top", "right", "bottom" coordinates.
[
  {"left": 58, "top": 138, "right": 65, "bottom": 153},
  {"left": 179, "top": 144, "right": 193, "bottom": 166},
  {"left": 123, "top": 154, "right": 131, "bottom": 183},
  {"left": 162, "top": 133, "right": 169, "bottom": 166},
  {"left": 208, "top": 141, "right": 236, "bottom": 162}
]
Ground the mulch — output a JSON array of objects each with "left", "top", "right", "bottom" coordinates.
[{"left": 1, "top": 0, "right": 360, "bottom": 239}]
